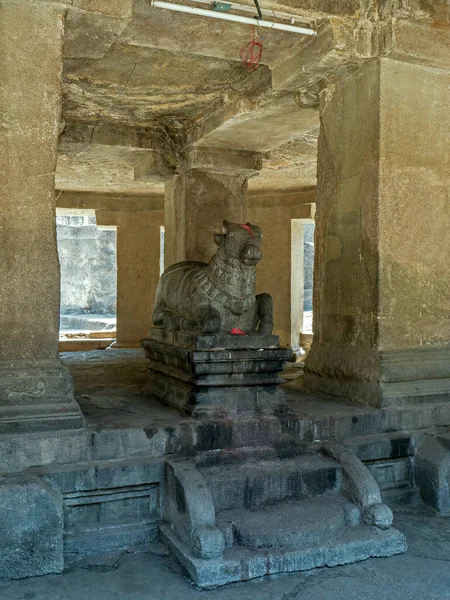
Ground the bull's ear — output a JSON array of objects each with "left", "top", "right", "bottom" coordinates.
[
  {"left": 222, "top": 219, "right": 230, "bottom": 232},
  {"left": 214, "top": 233, "right": 225, "bottom": 247}
]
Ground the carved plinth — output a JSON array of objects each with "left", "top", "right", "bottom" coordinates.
[
  {"left": 0, "top": 360, "right": 84, "bottom": 433},
  {"left": 142, "top": 328, "right": 292, "bottom": 417}
]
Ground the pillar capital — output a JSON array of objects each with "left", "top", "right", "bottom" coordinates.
[
  {"left": 185, "top": 145, "right": 263, "bottom": 176},
  {"left": 164, "top": 165, "right": 251, "bottom": 267}
]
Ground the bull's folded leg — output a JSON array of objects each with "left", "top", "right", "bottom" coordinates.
[
  {"left": 198, "top": 306, "right": 221, "bottom": 335},
  {"left": 162, "top": 311, "right": 180, "bottom": 331},
  {"left": 180, "top": 317, "right": 201, "bottom": 332},
  {"left": 256, "top": 293, "right": 274, "bottom": 335},
  {"left": 152, "top": 303, "right": 165, "bottom": 326}
]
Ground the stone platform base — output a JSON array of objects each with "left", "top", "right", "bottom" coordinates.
[
  {"left": 142, "top": 329, "right": 292, "bottom": 417},
  {"left": 4, "top": 350, "right": 450, "bottom": 584},
  {"left": 0, "top": 360, "right": 84, "bottom": 433}
]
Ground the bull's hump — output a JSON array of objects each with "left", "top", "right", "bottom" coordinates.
[{"left": 162, "top": 261, "right": 207, "bottom": 276}]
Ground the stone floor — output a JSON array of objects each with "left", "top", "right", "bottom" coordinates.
[
  {"left": 0, "top": 504, "right": 449, "bottom": 600},
  {"left": 60, "top": 348, "right": 378, "bottom": 433}
]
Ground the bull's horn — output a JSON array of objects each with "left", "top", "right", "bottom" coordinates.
[{"left": 222, "top": 219, "right": 230, "bottom": 232}]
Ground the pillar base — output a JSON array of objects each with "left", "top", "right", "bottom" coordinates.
[
  {"left": 0, "top": 360, "right": 84, "bottom": 433},
  {"left": 304, "top": 346, "right": 450, "bottom": 408}
]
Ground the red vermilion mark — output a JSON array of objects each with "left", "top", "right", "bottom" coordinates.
[
  {"left": 240, "top": 224, "right": 252, "bottom": 232},
  {"left": 230, "top": 327, "right": 247, "bottom": 335}
]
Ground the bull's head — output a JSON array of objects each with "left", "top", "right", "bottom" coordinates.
[{"left": 214, "top": 220, "right": 263, "bottom": 266}]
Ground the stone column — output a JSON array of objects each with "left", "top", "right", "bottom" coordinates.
[
  {"left": 0, "top": 0, "right": 83, "bottom": 432},
  {"left": 248, "top": 196, "right": 315, "bottom": 347},
  {"left": 164, "top": 147, "right": 262, "bottom": 266},
  {"left": 97, "top": 210, "right": 163, "bottom": 347},
  {"left": 304, "top": 57, "right": 450, "bottom": 408}
]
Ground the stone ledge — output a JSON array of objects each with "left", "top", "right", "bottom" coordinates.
[{"left": 147, "top": 327, "right": 281, "bottom": 350}]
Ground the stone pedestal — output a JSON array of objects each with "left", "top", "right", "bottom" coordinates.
[
  {"left": 0, "top": 0, "right": 83, "bottom": 432},
  {"left": 142, "top": 329, "right": 291, "bottom": 417},
  {"left": 305, "top": 57, "right": 450, "bottom": 408}
]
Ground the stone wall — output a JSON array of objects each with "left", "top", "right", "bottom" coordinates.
[
  {"left": 304, "top": 223, "right": 314, "bottom": 312},
  {"left": 56, "top": 218, "right": 117, "bottom": 316}
]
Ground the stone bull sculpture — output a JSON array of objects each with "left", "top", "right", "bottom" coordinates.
[{"left": 153, "top": 220, "right": 273, "bottom": 335}]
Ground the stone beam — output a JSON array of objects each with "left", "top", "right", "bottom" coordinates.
[
  {"left": 56, "top": 143, "right": 171, "bottom": 193},
  {"left": 196, "top": 96, "right": 319, "bottom": 153},
  {"left": 60, "top": 121, "right": 178, "bottom": 157},
  {"left": 186, "top": 146, "right": 262, "bottom": 175},
  {"left": 63, "top": 6, "right": 132, "bottom": 60},
  {"left": 121, "top": 4, "right": 315, "bottom": 67},
  {"left": 272, "top": 18, "right": 359, "bottom": 92},
  {"left": 383, "top": 19, "right": 450, "bottom": 70},
  {"left": 56, "top": 190, "right": 164, "bottom": 212},
  {"left": 249, "top": 187, "right": 316, "bottom": 208},
  {"left": 70, "top": 0, "right": 133, "bottom": 19},
  {"left": 183, "top": 68, "right": 272, "bottom": 147},
  {"left": 273, "top": 12, "right": 450, "bottom": 93},
  {"left": 249, "top": 204, "right": 315, "bottom": 222}
]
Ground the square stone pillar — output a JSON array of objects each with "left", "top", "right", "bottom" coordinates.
[
  {"left": 248, "top": 198, "right": 315, "bottom": 347},
  {"left": 97, "top": 210, "right": 163, "bottom": 347},
  {"left": 305, "top": 57, "right": 450, "bottom": 408},
  {"left": 0, "top": 1, "right": 83, "bottom": 432},
  {"left": 164, "top": 147, "right": 262, "bottom": 266}
]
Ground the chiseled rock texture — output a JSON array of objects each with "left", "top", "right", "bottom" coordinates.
[
  {"left": 305, "top": 57, "right": 450, "bottom": 408},
  {"left": 0, "top": 476, "right": 64, "bottom": 580}
]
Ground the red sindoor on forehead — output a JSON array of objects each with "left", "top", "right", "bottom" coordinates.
[{"left": 240, "top": 224, "right": 252, "bottom": 232}]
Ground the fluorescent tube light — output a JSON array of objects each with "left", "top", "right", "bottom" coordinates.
[{"left": 151, "top": 0, "right": 317, "bottom": 35}]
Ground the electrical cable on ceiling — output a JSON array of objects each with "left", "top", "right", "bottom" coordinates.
[
  {"left": 240, "top": 24, "right": 263, "bottom": 72},
  {"left": 253, "top": 0, "right": 263, "bottom": 20}
]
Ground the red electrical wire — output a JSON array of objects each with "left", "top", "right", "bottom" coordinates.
[{"left": 240, "top": 25, "right": 263, "bottom": 72}]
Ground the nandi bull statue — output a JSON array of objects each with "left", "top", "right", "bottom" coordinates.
[{"left": 153, "top": 220, "right": 273, "bottom": 335}]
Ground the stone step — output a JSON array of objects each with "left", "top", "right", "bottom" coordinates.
[
  {"left": 193, "top": 443, "right": 312, "bottom": 468},
  {"left": 365, "top": 456, "right": 413, "bottom": 486},
  {"left": 200, "top": 453, "right": 341, "bottom": 512},
  {"left": 219, "top": 494, "right": 357, "bottom": 550},
  {"left": 160, "top": 517, "right": 407, "bottom": 589},
  {"left": 381, "top": 485, "right": 420, "bottom": 507}
]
